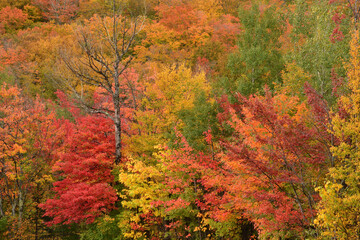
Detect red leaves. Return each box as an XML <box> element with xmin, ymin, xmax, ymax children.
<box><xmin>332</xmin><ymin>12</ymin><xmax>346</xmax><ymax>24</ymax></box>
<box><xmin>331</xmin><ymin>68</ymin><xmax>344</xmax><ymax>98</ymax></box>
<box><xmin>330</xmin><ymin>9</ymin><xmax>346</xmax><ymax>43</ymax></box>
<box><xmin>330</xmin><ymin>26</ymin><xmax>345</xmax><ymax>43</ymax></box>
<box><xmin>41</xmin><ymin>182</ymin><xmax>117</xmax><ymax>225</ymax></box>
<box><xmin>220</xmin><ymin>89</ymin><xmax>329</xmax><ymax>236</ymax></box>
<box><xmin>304</xmin><ymin>82</ymin><xmax>330</xmax><ymax>125</ymax></box>
<box><xmin>40</xmin><ymin>110</ymin><xmax>117</xmax><ymax>225</ymax></box>
<box><xmin>55</xmin><ymin>115</ymin><xmax>115</xmax><ymax>182</ymax></box>
<box><xmin>159</xmin><ymin>131</ymin><xmax>232</xmax><ymax>236</ymax></box>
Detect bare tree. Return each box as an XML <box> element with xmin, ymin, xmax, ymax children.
<box><xmin>59</xmin><ymin>0</ymin><xmax>145</xmax><ymax>165</ymax></box>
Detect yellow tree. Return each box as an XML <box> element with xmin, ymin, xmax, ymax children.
<box><xmin>119</xmin><ymin>64</ymin><xmax>214</xmax><ymax>238</ymax></box>
<box><xmin>118</xmin><ymin>158</ymin><xmax>166</xmax><ymax>239</ymax></box>
<box><xmin>315</xmin><ymin>31</ymin><xmax>360</xmax><ymax>239</ymax></box>
<box><xmin>129</xmin><ymin>64</ymin><xmax>212</xmax><ymax>156</ymax></box>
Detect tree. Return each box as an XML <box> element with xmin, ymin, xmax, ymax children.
<box><xmin>59</xmin><ymin>0</ymin><xmax>144</xmax><ymax>164</ymax></box>
<box><xmin>286</xmin><ymin>0</ymin><xmax>350</xmax><ymax>103</ymax></box>
<box><xmin>39</xmin><ymin>100</ymin><xmax>118</xmax><ymax>225</ymax></box>
<box><xmin>0</xmin><ymin>45</ymin><xmax>27</xmax><ymax>72</ymax></box>
<box><xmin>118</xmin><ymin>158</ymin><xmax>166</xmax><ymax>239</ymax></box>
<box><xmin>135</xmin><ymin>2</ymin><xmax>212</xmax><ymax>66</ymax></box>
<box><xmin>227</xmin><ymin>0</ymin><xmax>284</xmax><ymax>95</ymax></box>
<box><xmin>129</xmin><ymin>64</ymin><xmax>212</xmax><ymax>156</ymax></box>
<box><xmin>329</xmin><ymin>0</ymin><xmax>360</xmax><ymax>26</ymax></box>
<box><xmin>315</xmin><ymin>30</ymin><xmax>360</xmax><ymax>239</ymax></box>
<box><xmin>219</xmin><ymin>88</ymin><xmax>330</xmax><ymax>238</ymax></box>
<box><xmin>0</xmin><ymin>84</ymin><xmax>59</xmax><ymax>239</ymax></box>
<box><xmin>156</xmin><ymin>132</ymin><xmax>245</xmax><ymax>240</ymax></box>
<box><xmin>0</xmin><ymin>6</ymin><xmax>29</xmax><ymax>34</ymax></box>
<box><xmin>0</xmin><ymin>0</ymin><xmax>31</xmax><ymax>10</ymax></box>
<box><xmin>122</xmin><ymin>130</ymin><xmax>249</xmax><ymax>239</ymax></box>
<box><xmin>33</xmin><ymin>0</ymin><xmax>79</xmax><ymax>23</ymax></box>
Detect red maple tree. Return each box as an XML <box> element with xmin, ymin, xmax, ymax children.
<box><xmin>39</xmin><ymin>92</ymin><xmax>118</xmax><ymax>225</ymax></box>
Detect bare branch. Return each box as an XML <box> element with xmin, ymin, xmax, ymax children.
<box><xmin>56</xmin><ymin>0</ymin><xmax>145</xmax><ymax>164</ymax></box>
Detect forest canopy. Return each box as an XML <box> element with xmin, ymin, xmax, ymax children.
<box><xmin>0</xmin><ymin>0</ymin><xmax>359</xmax><ymax>239</ymax></box>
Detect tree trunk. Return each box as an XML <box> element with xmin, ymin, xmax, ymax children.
<box><xmin>114</xmin><ymin>114</ymin><xmax>122</xmax><ymax>165</ymax></box>
<box><xmin>0</xmin><ymin>197</ymin><xmax>4</xmax><ymax>217</ymax></box>
<box><xmin>18</xmin><ymin>190</ymin><xmax>24</xmax><ymax>227</ymax></box>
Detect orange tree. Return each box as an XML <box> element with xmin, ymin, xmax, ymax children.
<box><xmin>0</xmin><ymin>84</ymin><xmax>60</xmax><ymax>239</ymax></box>
<box><xmin>219</xmin><ymin>88</ymin><xmax>331</xmax><ymax>238</ymax></box>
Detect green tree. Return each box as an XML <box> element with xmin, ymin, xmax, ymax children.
<box><xmin>286</xmin><ymin>0</ymin><xmax>351</xmax><ymax>103</ymax></box>
<box><xmin>129</xmin><ymin>64</ymin><xmax>212</xmax><ymax>157</ymax></box>
<box><xmin>226</xmin><ymin>0</ymin><xmax>284</xmax><ymax>95</ymax></box>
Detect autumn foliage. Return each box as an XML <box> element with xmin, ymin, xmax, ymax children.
<box><xmin>0</xmin><ymin>84</ymin><xmax>59</xmax><ymax>238</ymax></box>
<box><xmin>315</xmin><ymin>30</ymin><xmax>360</xmax><ymax>239</ymax></box>
<box><xmin>218</xmin><ymin>89</ymin><xmax>329</xmax><ymax>238</ymax></box>
<box><xmin>0</xmin><ymin>6</ymin><xmax>28</xmax><ymax>34</ymax></box>
<box><xmin>33</xmin><ymin>0</ymin><xmax>79</xmax><ymax>23</ymax></box>
<box><xmin>1</xmin><ymin>0</ymin><xmax>360</xmax><ymax>239</ymax></box>
<box><xmin>39</xmin><ymin>93</ymin><xmax>117</xmax><ymax>225</ymax></box>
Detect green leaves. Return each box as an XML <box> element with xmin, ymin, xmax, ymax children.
<box><xmin>227</xmin><ymin>1</ymin><xmax>285</xmax><ymax>95</ymax></box>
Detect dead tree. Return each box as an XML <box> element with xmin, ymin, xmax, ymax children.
<box><xmin>59</xmin><ymin>0</ymin><xmax>145</xmax><ymax>165</ymax></box>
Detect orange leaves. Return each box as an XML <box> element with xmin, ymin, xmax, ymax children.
<box><xmin>220</xmin><ymin>89</ymin><xmax>329</xmax><ymax>238</ymax></box>
<box><xmin>157</xmin><ymin>3</ymin><xmax>200</xmax><ymax>33</ymax></box>
<box><xmin>136</xmin><ymin>2</ymin><xmax>239</xmax><ymax>66</ymax></box>
<box><xmin>209</xmin><ymin>14</ymin><xmax>240</xmax><ymax>50</ymax></box>
<box><xmin>0</xmin><ymin>84</ymin><xmax>59</xmax><ymax>167</ymax></box>
<box><xmin>0</xmin><ymin>84</ymin><xmax>60</xmax><ymax>237</ymax></box>
<box><xmin>0</xmin><ymin>45</ymin><xmax>27</xmax><ymax>71</ymax></box>
<box><xmin>0</xmin><ymin>6</ymin><xmax>29</xmax><ymax>34</ymax></box>
<box><xmin>154</xmin><ymin>131</ymin><xmax>236</xmax><ymax>238</ymax></box>
<box><xmin>0</xmin><ymin>85</ymin><xmax>28</xmax><ymax>158</ymax></box>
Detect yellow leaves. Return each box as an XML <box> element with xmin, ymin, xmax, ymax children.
<box><xmin>316</xmin><ymin>180</ymin><xmax>360</xmax><ymax>239</ymax></box>
<box><xmin>276</xmin><ymin>62</ymin><xmax>312</xmax><ymax>97</ymax></box>
<box><xmin>348</xmin><ymin>31</ymin><xmax>360</xmax><ymax>90</ymax></box>
<box><xmin>129</xmin><ymin>64</ymin><xmax>212</xmax><ymax>155</ymax></box>
<box><xmin>135</xmin><ymin>2</ymin><xmax>216</xmax><ymax>65</ymax></box>
<box><xmin>315</xmin><ymin>30</ymin><xmax>360</xmax><ymax>238</ymax></box>
<box><xmin>193</xmin><ymin>0</ymin><xmax>222</xmax><ymax>19</ymax></box>
<box><xmin>332</xmin><ymin>31</ymin><xmax>360</xmax><ymax>145</ymax></box>
<box><xmin>194</xmin><ymin>212</ymin><xmax>211</xmax><ymax>233</ymax></box>
<box><xmin>118</xmin><ymin>158</ymin><xmax>166</xmax><ymax>239</ymax></box>
<box><xmin>35</xmin><ymin>174</ymin><xmax>54</xmax><ymax>185</ymax></box>
<box><xmin>119</xmin><ymin>158</ymin><xmax>166</xmax><ymax>212</ymax></box>
<box><xmin>8</xmin><ymin>143</ymin><xmax>26</xmax><ymax>156</ymax></box>
<box><xmin>145</xmin><ymin>64</ymin><xmax>211</xmax><ymax>125</ymax></box>
<box><xmin>344</xmin><ymin>30</ymin><xmax>360</xmax><ymax>115</ymax></box>
<box><xmin>122</xmin><ymin>229</ymin><xmax>145</xmax><ymax>240</ymax></box>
